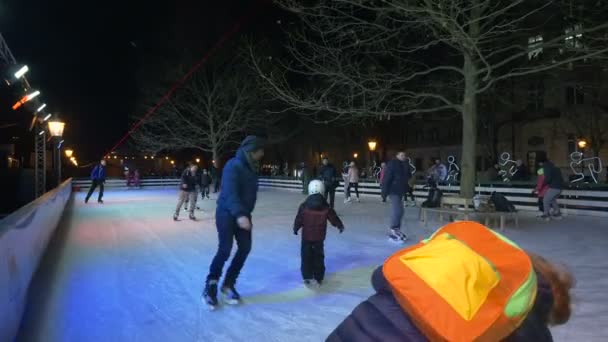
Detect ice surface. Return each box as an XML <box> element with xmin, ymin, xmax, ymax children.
<box><xmin>17</xmin><ymin>188</ymin><xmax>608</xmax><ymax>341</ymax></box>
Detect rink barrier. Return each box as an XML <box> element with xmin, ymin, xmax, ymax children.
<box><xmin>72</xmin><ymin>178</ymin><xmax>181</xmax><ymax>191</ymax></box>
<box><xmin>258</xmin><ymin>177</ymin><xmax>608</xmax><ymax>217</ymax></box>
<box><xmin>0</xmin><ymin>179</ymin><xmax>72</xmax><ymax>342</ymax></box>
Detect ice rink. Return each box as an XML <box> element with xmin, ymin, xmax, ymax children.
<box><xmin>17</xmin><ymin>188</ymin><xmax>608</xmax><ymax>341</ymax></box>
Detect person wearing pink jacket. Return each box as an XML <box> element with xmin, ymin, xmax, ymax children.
<box><xmin>345</xmin><ymin>162</ymin><xmax>360</xmax><ymax>203</ymax></box>
<box><xmin>533</xmin><ymin>167</ymin><xmax>549</xmax><ymax>216</ymax></box>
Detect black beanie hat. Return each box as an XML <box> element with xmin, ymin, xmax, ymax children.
<box><xmin>240</xmin><ymin>135</ymin><xmax>265</xmax><ymax>152</ymax></box>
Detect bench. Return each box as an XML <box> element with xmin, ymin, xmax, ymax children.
<box><xmin>420</xmin><ymin>196</ymin><xmax>520</xmax><ymax>231</ymax></box>
<box><xmin>475</xmin><ymin>211</ymin><xmax>519</xmax><ymax>231</ymax></box>
<box><xmin>420</xmin><ymin>196</ymin><xmax>475</xmax><ymax>226</ymax></box>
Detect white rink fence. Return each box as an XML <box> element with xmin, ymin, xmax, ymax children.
<box><xmin>72</xmin><ymin>177</ymin><xmax>608</xmax><ymax>217</ymax></box>
<box><xmin>0</xmin><ymin>179</ymin><xmax>72</xmax><ymax>342</ymax></box>
<box><xmin>259</xmin><ymin>178</ymin><xmax>608</xmax><ymax>218</ymax></box>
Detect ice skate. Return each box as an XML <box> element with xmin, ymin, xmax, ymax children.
<box><xmin>304</xmin><ymin>279</ymin><xmax>321</xmax><ymax>289</ymax></box>
<box><xmin>552</xmin><ymin>214</ymin><xmax>563</xmax><ymax>220</ymax></box>
<box><xmin>98</xmin><ymin>200</ymin><xmax>104</xmax><ymax>204</ymax></box>
<box><xmin>203</xmin><ymin>281</ymin><xmax>219</xmax><ymax>310</ymax></box>
<box><xmin>221</xmin><ymin>285</ymin><xmax>241</xmax><ymax>305</ymax></box>
<box><xmin>344</xmin><ymin>197</ymin><xmax>352</xmax><ymax>204</ymax></box>
<box><xmin>539</xmin><ymin>215</ymin><xmax>551</xmax><ymax>222</ymax></box>
<box><xmin>355</xmin><ymin>197</ymin><xmax>360</xmax><ymax>203</ymax></box>
<box><xmin>173</xmin><ymin>214</ymin><xmax>178</xmax><ymax>221</ymax></box>
<box><xmin>189</xmin><ymin>214</ymin><xmax>197</xmax><ymax>221</ymax></box>
<box><xmin>388</xmin><ymin>228</ymin><xmax>407</xmax><ymax>243</ymax></box>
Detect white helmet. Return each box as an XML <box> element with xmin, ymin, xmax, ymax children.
<box><xmin>308</xmin><ymin>180</ymin><xmax>325</xmax><ymax>196</ymax></box>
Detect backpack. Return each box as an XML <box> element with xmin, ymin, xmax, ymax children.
<box><xmin>383</xmin><ymin>221</ymin><xmax>537</xmax><ymax>342</ymax></box>
<box><xmin>490</xmin><ymin>192</ymin><xmax>516</xmax><ymax>212</ymax></box>
<box><xmin>422</xmin><ymin>188</ymin><xmax>443</xmax><ymax>208</ymax></box>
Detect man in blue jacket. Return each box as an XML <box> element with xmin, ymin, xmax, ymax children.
<box><xmin>85</xmin><ymin>159</ymin><xmax>107</xmax><ymax>204</ymax></box>
<box><xmin>381</xmin><ymin>151</ymin><xmax>411</xmax><ymax>242</ymax></box>
<box><xmin>203</xmin><ymin>136</ymin><xmax>265</xmax><ymax>309</ymax></box>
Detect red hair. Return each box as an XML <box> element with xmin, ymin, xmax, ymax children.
<box><xmin>527</xmin><ymin>252</ymin><xmax>575</xmax><ymax>325</ymax></box>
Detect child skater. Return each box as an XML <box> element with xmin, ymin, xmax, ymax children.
<box><xmin>293</xmin><ymin>180</ymin><xmax>344</xmax><ymax>287</ymax></box>
<box><xmin>533</xmin><ymin>166</ymin><xmax>549</xmax><ymax>217</ymax></box>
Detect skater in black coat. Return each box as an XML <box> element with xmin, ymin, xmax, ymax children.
<box><xmin>318</xmin><ymin>157</ymin><xmax>339</xmax><ymax>209</ymax></box>
<box><xmin>200</xmin><ymin>169</ymin><xmax>213</xmax><ymax>199</ymax></box>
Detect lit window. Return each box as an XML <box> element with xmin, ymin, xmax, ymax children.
<box><xmin>528</xmin><ymin>35</ymin><xmax>543</xmax><ymax>59</ymax></box>
<box><xmin>565</xmin><ymin>24</ymin><xmax>583</xmax><ymax>49</ymax></box>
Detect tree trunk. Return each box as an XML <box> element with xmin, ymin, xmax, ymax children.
<box><xmin>212</xmin><ymin>146</ymin><xmax>220</xmax><ymax>169</ymax></box>
<box><xmin>460</xmin><ymin>54</ymin><xmax>479</xmax><ymax>199</ymax></box>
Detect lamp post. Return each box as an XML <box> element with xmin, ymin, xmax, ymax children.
<box><xmin>577</xmin><ymin>139</ymin><xmax>587</xmax><ymax>150</ymax></box>
<box><xmin>48</xmin><ymin>118</ymin><xmax>65</xmax><ymax>187</ymax></box>
<box><xmin>368</xmin><ymin>140</ymin><xmax>377</xmax><ymax>172</ymax></box>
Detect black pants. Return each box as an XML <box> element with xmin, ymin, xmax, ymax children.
<box><xmin>406</xmin><ymin>186</ymin><xmax>415</xmax><ymax>202</ymax></box>
<box><xmin>214</xmin><ymin>179</ymin><xmax>221</xmax><ymax>193</ymax></box>
<box><xmin>207</xmin><ymin>209</ymin><xmax>252</xmax><ymax>287</ymax></box>
<box><xmin>324</xmin><ymin>188</ymin><xmax>336</xmax><ymax>209</ymax></box>
<box><xmin>301</xmin><ymin>240</ymin><xmax>325</xmax><ymax>283</ymax></box>
<box><xmin>201</xmin><ymin>185</ymin><xmax>210</xmax><ymax>198</ymax></box>
<box><xmin>86</xmin><ymin>179</ymin><xmax>104</xmax><ymax>202</ymax></box>
<box><xmin>346</xmin><ymin>183</ymin><xmax>359</xmax><ymax>198</ymax></box>
<box><xmin>538</xmin><ymin>197</ymin><xmax>544</xmax><ymax>212</ymax></box>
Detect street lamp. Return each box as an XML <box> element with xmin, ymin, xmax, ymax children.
<box><xmin>48</xmin><ymin>118</ymin><xmax>65</xmax><ymax>186</ymax></box>
<box><xmin>367</xmin><ymin>140</ymin><xmax>378</xmax><ymax>169</ymax></box>
<box><xmin>14</xmin><ymin>65</ymin><xmax>29</xmax><ymax>79</ymax></box>
<box><xmin>196</xmin><ymin>158</ymin><xmax>201</xmax><ymax>163</ymax></box>
<box><xmin>12</xmin><ymin>90</ymin><xmax>41</xmax><ymax>110</ymax></box>
<box><xmin>65</xmin><ymin>149</ymin><xmax>74</xmax><ymax>158</ymax></box>
<box><xmin>577</xmin><ymin>139</ymin><xmax>587</xmax><ymax>149</ymax></box>
<box><xmin>353</xmin><ymin>153</ymin><xmax>359</xmax><ymax>159</ymax></box>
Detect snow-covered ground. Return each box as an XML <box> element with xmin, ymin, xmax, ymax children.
<box><xmin>17</xmin><ymin>189</ymin><xmax>608</xmax><ymax>341</ymax></box>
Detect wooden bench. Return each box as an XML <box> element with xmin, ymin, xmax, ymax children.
<box><xmin>420</xmin><ymin>207</ymin><xmax>476</xmax><ymax>226</ymax></box>
<box><xmin>475</xmin><ymin>211</ymin><xmax>519</xmax><ymax>231</ymax></box>
<box><xmin>420</xmin><ymin>196</ymin><xmax>520</xmax><ymax>231</ymax></box>
<box><xmin>420</xmin><ymin>196</ymin><xmax>475</xmax><ymax>226</ymax></box>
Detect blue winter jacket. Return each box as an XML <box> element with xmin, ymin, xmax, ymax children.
<box><xmin>216</xmin><ymin>148</ymin><xmax>258</xmax><ymax>218</ymax></box>
<box><xmin>327</xmin><ymin>267</ymin><xmax>555</xmax><ymax>342</ymax></box>
<box><xmin>90</xmin><ymin>164</ymin><xmax>106</xmax><ymax>182</ymax></box>
<box><xmin>381</xmin><ymin>158</ymin><xmax>411</xmax><ymax>197</ymax></box>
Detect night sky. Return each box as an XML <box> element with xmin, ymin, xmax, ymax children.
<box><xmin>1</xmin><ymin>0</ymin><xmax>276</xmax><ymax>162</ymax></box>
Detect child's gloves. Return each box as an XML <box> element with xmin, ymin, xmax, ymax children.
<box><xmin>293</xmin><ymin>228</ymin><xmax>298</xmax><ymax>235</ymax></box>
<box><xmin>339</xmin><ymin>227</ymin><xmax>344</xmax><ymax>233</ymax></box>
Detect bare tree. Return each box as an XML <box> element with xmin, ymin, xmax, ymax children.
<box><xmin>131</xmin><ymin>61</ymin><xmax>275</xmax><ymax>164</ymax></box>
<box><xmin>563</xmin><ymin>104</ymin><xmax>608</xmax><ymax>160</ymax></box>
<box><xmin>252</xmin><ymin>0</ymin><xmax>608</xmax><ymax>197</ymax></box>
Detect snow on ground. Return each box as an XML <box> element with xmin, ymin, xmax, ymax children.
<box><xmin>17</xmin><ymin>188</ymin><xmax>608</xmax><ymax>342</ymax></box>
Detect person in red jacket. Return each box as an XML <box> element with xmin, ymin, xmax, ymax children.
<box><xmin>533</xmin><ymin>166</ymin><xmax>549</xmax><ymax>216</ymax></box>
<box><xmin>293</xmin><ymin>180</ymin><xmax>344</xmax><ymax>287</ymax></box>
